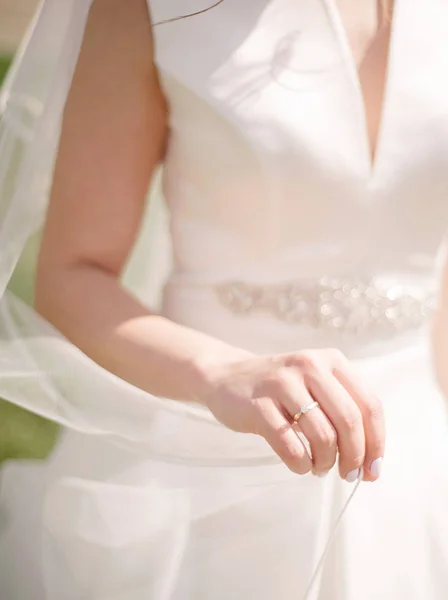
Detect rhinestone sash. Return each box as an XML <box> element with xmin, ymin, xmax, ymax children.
<box><xmin>214</xmin><ymin>278</ymin><xmax>436</xmax><ymax>334</ymax></box>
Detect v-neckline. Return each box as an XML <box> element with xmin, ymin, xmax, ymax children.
<box><xmin>322</xmin><ymin>0</ymin><xmax>399</xmax><ymax>182</ymax></box>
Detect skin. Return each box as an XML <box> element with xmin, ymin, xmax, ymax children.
<box><xmin>36</xmin><ymin>0</ymin><xmax>390</xmax><ymax>481</ymax></box>
<box><xmin>338</xmin><ymin>0</ymin><xmax>392</xmax><ymax>161</ymax></box>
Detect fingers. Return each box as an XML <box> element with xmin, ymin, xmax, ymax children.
<box><xmin>334</xmin><ymin>363</ymin><xmax>385</xmax><ymax>482</ymax></box>
<box><xmin>251</xmin><ymin>350</ymin><xmax>385</xmax><ymax>483</ymax></box>
<box><xmin>257</xmin><ymin>401</ymin><xmax>313</xmax><ymax>475</ymax></box>
<box><xmin>306</xmin><ymin>370</ymin><xmax>365</xmax><ymax>481</ymax></box>
<box><xmin>276</xmin><ymin>370</ymin><xmax>337</xmax><ymax>476</ymax></box>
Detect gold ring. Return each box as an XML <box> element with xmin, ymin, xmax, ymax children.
<box><xmin>292</xmin><ymin>401</ymin><xmax>319</xmax><ymax>423</ymax></box>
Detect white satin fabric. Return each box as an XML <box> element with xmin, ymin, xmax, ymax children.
<box><xmin>2</xmin><ymin>0</ymin><xmax>448</xmax><ymax>598</ymax></box>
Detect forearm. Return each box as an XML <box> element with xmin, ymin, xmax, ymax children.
<box><xmin>35</xmin><ymin>264</ymin><xmax>248</xmax><ymax>403</ymax></box>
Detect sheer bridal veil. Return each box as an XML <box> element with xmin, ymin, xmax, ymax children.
<box><xmin>0</xmin><ymin>0</ymin><xmax>287</xmax><ymax>466</ymax></box>
<box><xmin>0</xmin><ymin>0</ymin><xmax>219</xmax><ymax>456</ymax></box>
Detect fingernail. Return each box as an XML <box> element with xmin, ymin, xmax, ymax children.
<box><xmin>312</xmin><ymin>469</ymin><xmax>328</xmax><ymax>478</ymax></box>
<box><xmin>345</xmin><ymin>469</ymin><xmax>360</xmax><ymax>483</ymax></box>
<box><xmin>370</xmin><ymin>457</ymin><xmax>383</xmax><ymax>478</ymax></box>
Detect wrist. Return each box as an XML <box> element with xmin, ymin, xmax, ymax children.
<box><xmin>187</xmin><ymin>344</ymin><xmax>252</xmax><ymax>406</ymax></box>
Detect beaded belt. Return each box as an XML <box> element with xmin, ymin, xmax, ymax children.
<box><xmin>214</xmin><ymin>278</ymin><xmax>436</xmax><ymax>334</ymax></box>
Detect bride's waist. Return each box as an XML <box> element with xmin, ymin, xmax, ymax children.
<box><xmin>161</xmin><ymin>275</ymin><xmax>435</xmax><ymax>359</ymax></box>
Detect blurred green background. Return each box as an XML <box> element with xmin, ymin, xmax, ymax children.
<box><xmin>0</xmin><ymin>56</ymin><xmax>9</xmax><ymax>82</ymax></box>
<box><xmin>0</xmin><ymin>49</ymin><xmax>60</xmax><ymax>464</ymax></box>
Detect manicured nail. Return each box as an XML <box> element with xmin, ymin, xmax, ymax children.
<box><xmin>312</xmin><ymin>469</ymin><xmax>328</xmax><ymax>478</ymax></box>
<box><xmin>345</xmin><ymin>469</ymin><xmax>360</xmax><ymax>483</ymax></box>
<box><xmin>370</xmin><ymin>458</ymin><xmax>383</xmax><ymax>478</ymax></box>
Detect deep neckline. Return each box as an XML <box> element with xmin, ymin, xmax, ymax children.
<box><xmin>322</xmin><ymin>0</ymin><xmax>399</xmax><ymax>182</ymax></box>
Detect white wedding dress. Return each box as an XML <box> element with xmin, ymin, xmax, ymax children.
<box><xmin>2</xmin><ymin>0</ymin><xmax>448</xmax><ymax>599</ymax></box>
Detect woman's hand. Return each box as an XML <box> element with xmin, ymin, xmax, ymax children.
<box><xmin>201</xmin><ymin>349</ymin><xmax>385</xmax><ymax>482</ymax></box>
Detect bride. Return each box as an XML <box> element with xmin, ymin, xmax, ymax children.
<box><xmin>1</xmin><ymin>0</ymin><xmax>448</xmax><ymax>598</ymax></box>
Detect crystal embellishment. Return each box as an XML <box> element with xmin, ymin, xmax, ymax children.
<box><xmin>215</xmin><ymin>278</ymin><xmax>436</xmax><ymax>334</ymax></box>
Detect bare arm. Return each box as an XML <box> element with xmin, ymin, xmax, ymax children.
<box><xmin>36</xmin><ymin>0</ymin><xmax>242</xmax><ymax>403</ymax></box>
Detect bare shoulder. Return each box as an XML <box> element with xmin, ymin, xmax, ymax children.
<box><xmin>66</xmin><ymin>0</ymin><xmax>168</xmax><ymax>133</ymax></box>
<box><xmin>37</xmin><ymin>0</ymin><xmax>168</xmax><ymax>293</ymax></box>
<box><xmin>73</xmin><ymin>0</ymin><xmax>165</xmax><ymax>99</ymax></box>
<box><xmin>84</xmin><ymin>0</ymin><xmax>157</xmax><ymax>65</ymax></box>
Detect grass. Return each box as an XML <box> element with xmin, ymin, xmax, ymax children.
<box><xmin>0</xmin><ymin>56</ymin><xmax>10</xmax><ymax>83</ymax></box>
<box><xmin>0</xmin><ymin>56</ymin><xmax>60</xmax><ymax>463</ymax></box>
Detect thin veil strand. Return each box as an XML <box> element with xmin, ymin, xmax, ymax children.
<box><xmin>0</xmin><ymin>0</ymin><xmax>283</xmax><ymax>468</ymax></box>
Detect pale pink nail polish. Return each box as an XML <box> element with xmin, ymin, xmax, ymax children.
<box><xmin>345</xmin><ymin>469</ymin><xmax>360</xmax><ymax>483</ymax></box>
<box><xmin>370</xmin><ymin>457</ymin><xmax>383</xmax><ymax>478</ymax></box>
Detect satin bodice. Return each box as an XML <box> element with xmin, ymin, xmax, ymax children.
<box><xmin>148</xmin><ymin>0</ymin><xmax>448</xmax><ymax>354</ymax></box>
